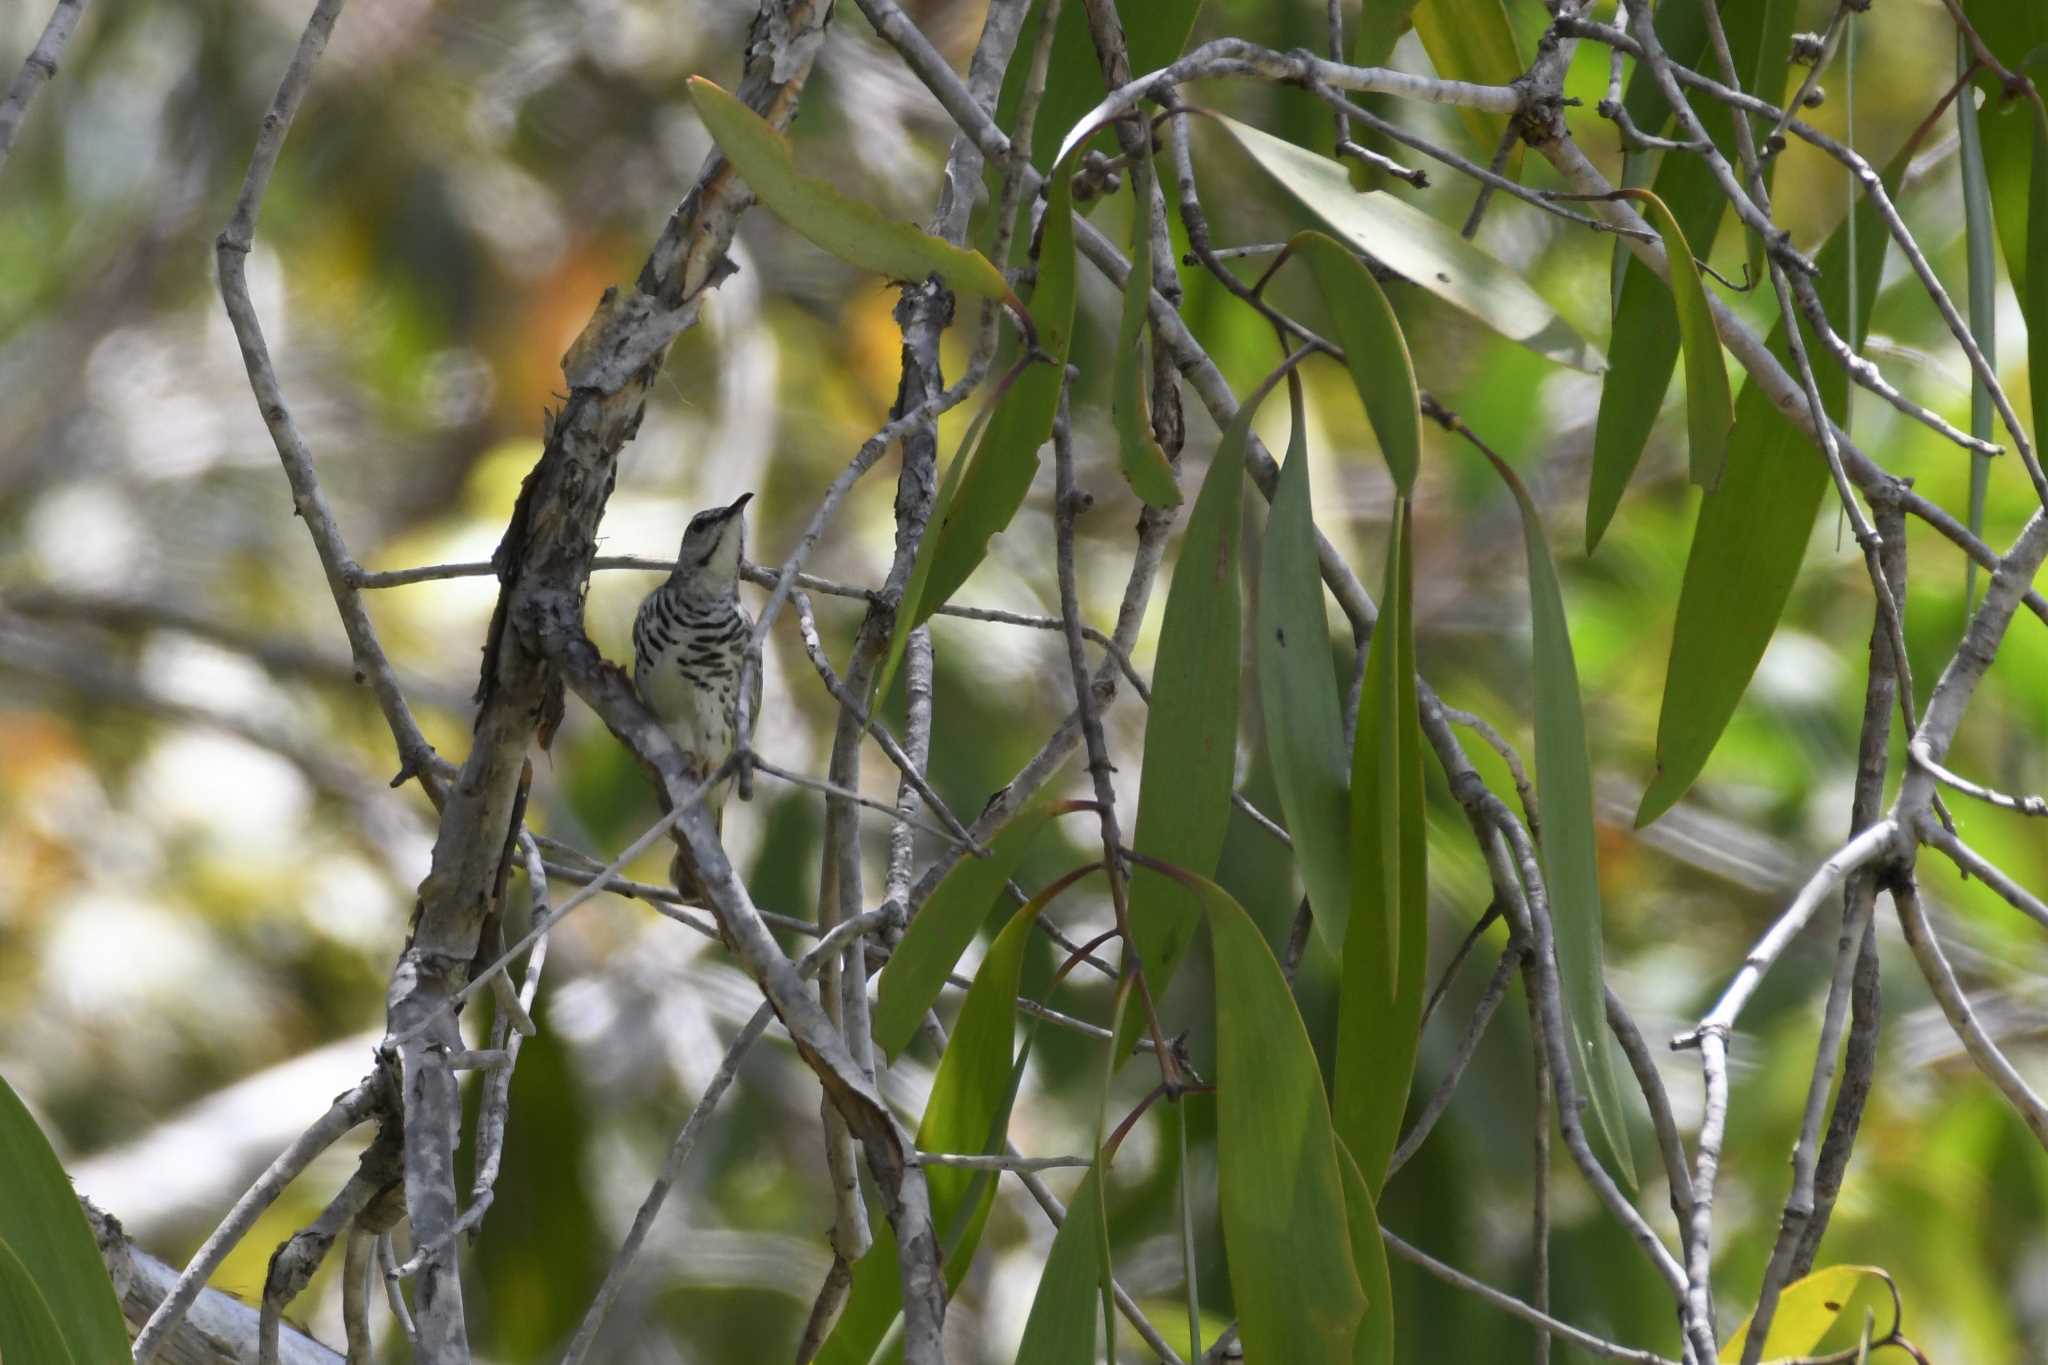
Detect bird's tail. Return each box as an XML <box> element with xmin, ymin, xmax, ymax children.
<box><xmin>668</xmin><ymin>790</ymin><xmax>726</xmax><ymax>906</ymax></box>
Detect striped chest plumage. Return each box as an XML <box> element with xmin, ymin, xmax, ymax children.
<box><xmin>632</xmin><ymin>584</ymin><xmax>756</xmax><ymax>794</ymax></box>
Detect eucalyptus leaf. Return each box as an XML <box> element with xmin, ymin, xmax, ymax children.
<box><xmin>1637</xmin><ymin>151</ymin><xmax>1902</xmax><ymax>826</ymax></box>
<box><xmin>688</xmin><ymin>77</ymin><xmax>1018</xmax><ymax>312</ymax></box>
<box><xmin>873</xmin><ymin>799</ymin><xmax>1085</xmax><ymax>1060</ymax></box>
<box><xmin>1215</xmin><ymin>115</ymin><xmax>1603</xmax><ymax>373</ymax></box>
<box><xmin>1630</xmin><ymin>190</ymin><xmax>1733</xmax><ymax>491</ymax></box>
<box><xmin>1256</xmin><ymin>396</ymin><xmax>1351</xmax><ymax>951</ymax></box>
<box><xmin>1292</xmin><ymin>230</ymin><xmax>1421</xmax><ymax>495</ymax></box>
<box><xmin>817</xmin><ymin>867</ymin><xmax>1096</xmax><ymax>1365</ymax></box>
<box><xmin>878</xmin><ymin>168</ymin><xmax>1079</xmax><ymax>701</ymax></box>
<box><xmin>1470</xmin><ymin>448</ymin><xmax>1636</xmax><ymax>1187</ymax></box>
<box><xmin>0</xmin><ymin>1074</ymin><xmax>128</xmax><ymax>1365</ymax></box>
<box><xmin>1334</xmin><ymin>503</ymin><xmax>1427</xmax><ymax>1191</ymax></box>
<box><xmin>1719</xmin><ymin>1266</ymin><xmax>1895</xmax><ymax>1363</ymax></box>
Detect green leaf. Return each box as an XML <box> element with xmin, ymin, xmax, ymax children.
<box><xmin>1113</xmin><ymin>161</ymin><xmax>1184</xmax><ymax>508</ymax></box>
<box><xmin>1214</xmin><ymin>115</ymin><xmax>1604</xmax><ymax>373</ymax></box>
<box><xmin>1165</xmin><ymin>870</ymin><xmax>1368</xmax><ymax>1365</ymax></box>
<box><xmin>1636</xmin><ymin>150</ymin><xmax>1902</xmax><ymax>826</ymax></box>
<box><xmin>1352</xmin><ymin>0</ymin><xmax>1421</xmax><ymax>68</ymax></box>
<box><xmin>1589</xmin><ymin>147</ymin><xmax>1726</xmax><ymax>547</ymax></box>
<box><xmin>1961</xmin><ymin>1</ymin><xmax>2048</xmax><ymax>302</ymax></box>
<box><xmin>1719</xmin><ymin>1266</ymin><xmax>1893</xmax><ymax>1363</ymax></box>
<box><xmin>1628</xmin><ymin>189</ymin><xmax>1732</xmax><ymax>490</ymax></box>
<box><xmin>1014</xmin><ymin>1166</ymin><xmax>1109</xmax><ymax>1365</ymax></box>
<box><xmin>1291</xmin><ymin>231</ymin><xmax>1421</xmax><ymax>495</ymax></box>
<box><xmin>873</xmin><ymin>800</ymin><xmax>1085</xmax><ymax>1060</ymax></box>
<box><xmin>0</xmin><ymin>1239</ymin><xmax>81</xmax><ymax>1365</ymax></box>
<box><xmin>1410</xmin><ymin>0</ymin><xmax>1523</xmax><ymax>182</ymax></box>
<box><xmin>1334</xmin><ymin>502</ymin><xmax>1427</xmax><ymax>1191</ymax></box>
<box><xmin>1469</xmin><ymin>449</ymin><xmax>1637</xmax><ymax>1188</ymax></box>
<box><xmin>1256</xmin><ymin>396</ymin><xmax>1352</xmax><ymax>951</ymax></box>
<box><xmin>878</xmin><ymin>169</ymin><xmax>1080</xmax><ymax>701</ymax></box>
<box><xmin>993</xmin><ymin>0</ymin><xmax>1204</xmax><ymax>173</ymax></box>
<box><xmin>1619</xmin><ymin>0</ymin><xmax>1708</xmax><ymax>137</ymax></box>
<box><xmin>1591</xmin><ymin>0</ymin><xmax>1791</xmax><ymax>549</ymax></box>
<box><xmin>1334</xmin><ymin>1141</ymin><xmax>1394</xmax><ymax>1365</ymax></box>
<box><xmin>0</xmin><ymin>1073</ymin><xmax>128</xmax><ymax>1365</ymax></box>
<box><xmin>687</xmin><ymin>78</ymin><xmax>1018</xmax><ymax>312</ymax></box>
<box><xmin>1117</xmin><ymin>367</ymin><xmax>1274</xmax><ymax>1057</ymax></box>
<box><xmin>1344</xmin><ymin>0</ymin><xmax>1426</xmax><ymax>191</ymax></box>
<box><xmin>819</xmin><ymin>868</ymin><xmax>1095</xmax><ymax>1365</ymax></box>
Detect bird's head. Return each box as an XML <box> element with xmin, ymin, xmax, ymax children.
<box><xmin>672</xmin><ymin>491</ymin><xmax>752</xmax><ymax>600</ymax></box>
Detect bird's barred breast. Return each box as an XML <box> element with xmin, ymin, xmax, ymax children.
<box><xmin>633</xmin><ymin>589</ymin><xmax>749</xmax><ymax>775</ymax></box>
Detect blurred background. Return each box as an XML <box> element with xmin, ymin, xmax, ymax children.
<box><xmin>3</xmin><ymin>0</ymin><xmax>2045</xmax><ymax>1359</ymax></box>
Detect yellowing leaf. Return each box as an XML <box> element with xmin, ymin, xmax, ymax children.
<box><xmin>1720</xmin><ymin>1266</ymin><xmax>1894</xmax><ymax>1363</ymax></box>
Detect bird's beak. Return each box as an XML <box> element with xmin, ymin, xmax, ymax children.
<box><xmin>722</xmin><ymin>491</ymin><xmax>754</xmax><ymax>519</ymax></box>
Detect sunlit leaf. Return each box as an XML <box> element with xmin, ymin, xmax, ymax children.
<box><xmin>1334</xmin><ymin>502</ymin><xmax>1426</xmax><ymax>1190</ymax></box>
<box><xmin>1627</xmin><ymin>189</ymin><xmax>1732</xmax><ymax>490</ymax></box>
<box><xmin>1469</xmin><ymin>448</ymin><xmax>1637</xmax><ymax>1187</ymax></box>
<box><xmin>1214</xmin><ymin>115</ymin><xmax>1604</xmax><ymax>373</ymax></box>
<box><xmin>1014</xmin><ymin>1166</ymin><xmax>1108</xmax><ymax>1364</ymax></box>
<box><xmin>688</xmin><ymin>78</ymin><xmax>1018</xmax><ymax>312</ymax></box>
<box><xmin>873</xmin><ymin>799</ymin><xmax>1087</xmax><ymax>1060</ymax></box>
<box><xmin>1114</xmin><ymin>161</ymin><xmax>1183</xmax><ymax>508</ymax></box>
<box><xmin>1719</xmin><ymin>1266</ymin><xmax>1894</xmax><ymax>1363</ymax></box>
<box><xmin>817</xmin><ymin>868</ymin><xmax>1095</xmax><ymax>1365</ymax></box>
<box><xmin>1637</xmin><ymin>150</ymin><xmax>1902</xmax><ymax>826</ymax></box>
<box><xmin>1292</xmin><ymin>230</ymin><xmax>1420</xmax><ymax>494</ymax></box>
<box><xmin>1411</xmin><ymin>0</ymin><xmax>1523</xmax><ymax>182</ymax></box>
<box><xmin>1256</xmin><ymin>396</ymin><xmax>1351</xmax><ymax>950</ymax></box>
<box><xmin>879</xmin><ymin>169</ymin><xmax>1079</xmax><ymax>700</ymax></box>
<box><xmin>0</xmin><ymin>1074</ymin><xmax>128</xmax><ymax>1365</ymax></box>
<box><xmin>1149</xmin><ymin>867</ymin><xmax>1368</xmax><ymax>1365</ymax></box>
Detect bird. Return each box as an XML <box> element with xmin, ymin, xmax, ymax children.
<box><xmin>632</xmin><ymin>491</ymin><xmax>760</xmax><ymax>902</ymax></box>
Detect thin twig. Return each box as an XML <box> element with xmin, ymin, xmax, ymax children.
<box><xmin>133</xmin><ymin>1080</ymin><xmax>384</xmax><ymax>1361</ymax></box>
<box><xmin>0</xmin><ymin>0</ymin><xmax>89</xmax><ymax>169</ymax></box>
<box><xmin>1894</xmin><ymin>878</ymin><xmax>2048</xmax><ymax>1149</ymax></box>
